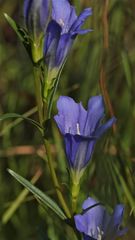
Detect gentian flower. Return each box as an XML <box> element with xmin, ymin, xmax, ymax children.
<box><xmin>74</xmin><ymin>197</ymin><xmax>127</xmax><ymax>240</ymax></box>
<box><xmin>44</xmin><ymin>0</ymin><xmax>92</xmax><ymax>72</ymax></box>
<box><xmin>54</xmin><ymin>95</ymin><xmax>116</xmax><ymax>180</ymax></box>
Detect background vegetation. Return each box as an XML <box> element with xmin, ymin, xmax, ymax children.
<box><xmin>0</xmin><ymin>0</ymin><xmax>135</xmax><ymax>239</ymax></box>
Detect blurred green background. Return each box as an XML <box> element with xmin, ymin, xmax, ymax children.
<box><xmin>0</xmin><ymin>0</ymin><xmax>135</xmax><ymax>239</ymax></box>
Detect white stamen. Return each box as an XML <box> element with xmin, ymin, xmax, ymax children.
<box><xmin>76</xmin><ymin>123</ymin><xmax>80</xmax><ymax>135</ymax></box>
<box><xmin>97</xmin><ymin>226</ymin><xmax>104</xmax><ymax>240</ymax></box>
<box><xmin>58</xmin><ymin>18</ymin><xmax>65</xmax><ymax>27</ymax></box>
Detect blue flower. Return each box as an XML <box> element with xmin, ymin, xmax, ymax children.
<box><xmin>24</xmin><ymin>0</ymin><xmax>51</xmax><ymax>38</ymax></box>
<box><xmin>74</xmin><ymin>197</ymin><xmax>127</xmax><ymax>240</ymax></box>
<box><xmin>54</xmin><ymin>95</ymin><xmax>116</xmax><ymax>176</ymax></box>
<box><xmin>44</xmin><ymin>0</ymin><xmax>92</xmax><ymax>71</ymax></box>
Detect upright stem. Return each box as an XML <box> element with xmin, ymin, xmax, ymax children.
<box><xmin>44</xmin><ymin>140</ymin><xmax>71</xmax><ymax>219</ymax></box>
<box><xmin>33</xmin><ymin>67</ymin><xmax>43</xmax><ymax>125</ymax></box>
<box><xmin>33</xmin><ymin>63</ymin><xmax>71</xmax><ymax>219</ymax></box>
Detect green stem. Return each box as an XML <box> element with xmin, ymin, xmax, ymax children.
<box><xmin>71</xmin><ymin>181</ymin><xmax>80</xmax><ymax>214</ymax></box>
<box><xmin>44</xmin><ymin>140</ymin><xmax>71</xmax><ymax>219</ymax></box>
<box><xmin>33</xmin><ymin>67</ymin><xmax>43</xmax><ymax>125</ymax></box>
<box><xmin>33</xmin><ymin>58</ymin><xmax>71</xmax><ymax>219</ymax></box>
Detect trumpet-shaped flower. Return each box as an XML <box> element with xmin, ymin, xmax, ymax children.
<box><xmin>74</xmin><ymin>197</ymin><xmax>127</xmax><ymax>240</ymax></box>
<box><xmin>54</xmin><ymin>95</ymin><xmax>116</xmax><ymax>177</ymax></box>
<box><xmin>44</xmin><ymin>0</ymin><xmax>92</xmax><ymax>71</ymax></box>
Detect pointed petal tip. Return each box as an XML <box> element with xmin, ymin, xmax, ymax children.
<box><xmin>114</xmin><ymin>204</ymin><xmax>125</xmax><ymax>215</ymax></box>
<box><xmin>88</xmin><ymin>95</ymin><xmax>104</xmax><ymax>112</ymax></box>
<box><xmin>83</xmin><ymin>7</ymin><xmax>93</xmax><ymax>16</ymax></box>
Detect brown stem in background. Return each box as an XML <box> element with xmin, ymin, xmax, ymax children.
<box><xmin>102</xmin><ymin>0</ymin><xmax>109</xmax><ymax>49</ymax></box>
<box><xmin>99</xmin><ymin>0</ymin><xmax>117</xmax><ymax>133</ymax></box>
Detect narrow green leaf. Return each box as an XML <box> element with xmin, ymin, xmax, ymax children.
<box><xmin>0</xmin><ymin>113</ymin><xmax>42</xmax><ymax>132</ymax></box>
<box><xmin>4</xmin><ymin>13</ymin><xmax>32</xmax><ymax>60</ymax></box>
<box><xmin>8</xmin><ymin>169</ymin><xmax>67</xmax><ymax>220</ymax></box>
<box><xmin>4</xmin><ymin>13</ymin><xmax>24</xmax><ymax>41</ymax></box>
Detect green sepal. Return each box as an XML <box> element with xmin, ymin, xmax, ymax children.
<box><xmin>0</xmin><ymin>113</ymin><xmax>43</xmax><ymax>133</ymax></box>
<box><xmin>8</xmin><ymin>169</ymin><xmax>67</xmax><ymax>220</ymax></box>
<box><xmin>4</xmin><ymin>13</ymin><xmax>32</xmax><ymax>61</ymax></box>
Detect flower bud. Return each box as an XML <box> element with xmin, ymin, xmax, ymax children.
<box><xmin>24</xmin><ymin>0</ymin><xmax>51</xmax><ymax>38</ymax></box>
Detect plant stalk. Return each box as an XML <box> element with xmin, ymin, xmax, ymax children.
<box><xmin>33</xmin><ymin>59</ymin><xmax>71</xmax><ymax>218</ymax></box>
<box><xmin>71</xmin><ymin>181</ymin><xmax>80</xmax><ymax>214</ymax></box>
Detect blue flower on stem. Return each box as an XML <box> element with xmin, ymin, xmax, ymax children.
<box><xmin>54</xmin><ymin>95</ymin><xmax>116</xmax><ymax>212</ymax></box>
<box><xmin>44</xmin><ymin>0</ymin><xmax>92</xmax><ymax>72</ymax></box>
<box><xmin>74</xmin><ymin>197</ymin><xmax>127</xmax><ymax>240</ymax></box>
<box><xmin>54</xmin><ymin>95</ymin><xmax>116</xmax><ymax>178</ymax></box>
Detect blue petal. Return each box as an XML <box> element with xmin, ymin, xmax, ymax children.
<box><xmin>78</xmin><ymin>103</ymin><xmax>87</xmax><ymax>135</ymax></box>
<box><xmin>24</xmin><ymin>0</ymin><xmax>32</xmax><ymax>19</ymax></box>
<box><xmin>39</xmin><ymin>0</ymin><xmax>51</xmax><ymax>30</ymax></box>
<box><xmin>105</xmin><ymin>205</ymin><xmax>125</xmax><ymax>239</ymax></box>
<box><xmin>82</xmin><ymin>197</ymin><xmax>97</xmax><ymax>210</ymax></box>
<box><xmin>95</xmin><ymin>117</ymin><xmax>117</xmax><ymax>138</ymax></box>
<box><xmin>64</xmin><ymin>134</ymin><xmax>96</xmax><ymax>170</ymax></box>
<box><xmin>110</xmin><ymin>205</ymin><xmax>124</xmax><ymax>233</ymax></box>
<box><xmin>75</xmin><ymin>198</ymin><xmax>126</xmax><ymax>240</ymax></box>
<box><xmin>52</xmin><ymin>0</ymin><xmax>77</xmax><ymax>33</ymax></box>
<box><xmin>70</xmin><ymin>8</ymin><xmax>92</xmax><ymax>33</ymax></box>
<box><xmin>54</xmin><ymin>96</ymin><xmax>80</xmax><ymax>135</ymax></box>
<box><xmin>44</xmin><ymin>20</ymin><xmax>61</xmax><ymax>69</ymax></box>
<box><xmin>24</xmin><ymin>0</ymin><xmax>50</xmax><ymax>36</ymax></box>
<box><xmin>72</xmin><ymin>29</ymin><xmax>92</xmax><ymax>36</ymax></box>
<box><xmin>64</xmin><ymin>134</ymin><xmax>81</xmax><ymax>168</ymax></box>
<box><xmin>74</xmin><ymin>139</ymin><xmax>95</xmax><ymax>170</ymax></box>
<box><xmin>74</xmin><ymin>214</ymin><xmax>88</xmax><ymax>234</ymax></box>
<box><xmin>112</xmin><ymin>204</ymin><xmax>124</xmax><ymax>226</ymax></box>
<box><xmin>75</xmin><ymin>197</ymin><xmax>106</xmax><ymax>238</ymax></box>
<box><xmin>83</xmin><ymin>96</ymin><xmax>105</xmax><ymax>136</ymax></box>
<box><xmin>55</xmin><ymin>33</ymin><xmax>73</xmax><ymax>66</ymax></box>
<box><xmin>68</xmin><ymin>6</ymin><xmax>77</xmax><ymax>31</ymax></box>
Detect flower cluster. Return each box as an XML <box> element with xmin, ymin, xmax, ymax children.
<box><xmin>54</xmin><ymin>95</ymin><xmax>127</xmax><ymax>238</ymax></box>
<box><xmin>21</xmin><ymin>1</ymin><xmax>127</xmax><ymax>239</ymax></box>
<box><xmin>4</xmin><ymin>0</ymin><xmax>128</xmax><ymax>239</ymax></box>
<box><xmin>24</xmin><ymin>0</ymin><xmax>92</xmax><ymax>70</ymax></box>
